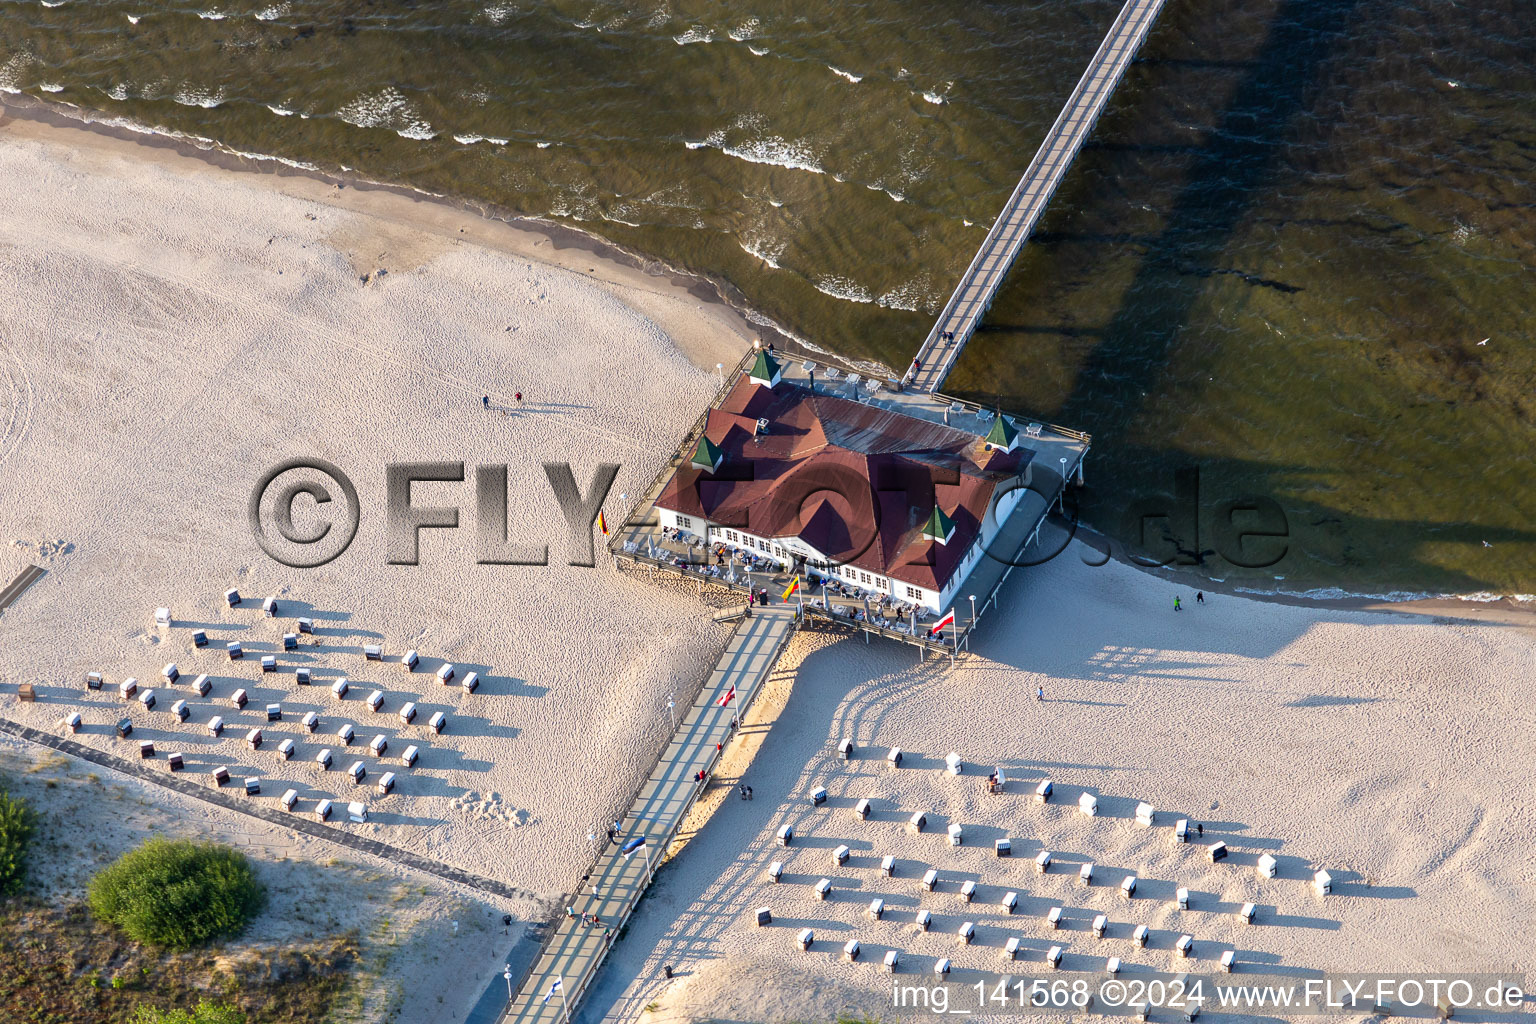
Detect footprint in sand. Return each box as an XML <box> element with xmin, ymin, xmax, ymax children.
<box><xmin>449</xmin><ymin>790</ymin><xmax>530</xmax><ymax>827</ymax></box>
<box><xmin>11</xmin><ymin>537</ymin><xmax>73</xmax><ymax>560</ymax></box>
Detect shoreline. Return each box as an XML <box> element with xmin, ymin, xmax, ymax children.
<box><xmin>1064</xmin><ymin>524</ymin><xmax>1536</xmax><ymax>625</ymax></box>
<box><xmin>0</xmin><ymin>91</ymin><xmax>847</xmax><ymax>376</ymax></box>
<box><xmin>5</xmin><ymin>93</ymin><xmax>1532</xmax><ymax>620</ymax></box>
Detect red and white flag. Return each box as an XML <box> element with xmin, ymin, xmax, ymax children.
<box><xmin>929</xmin><ymin>609</ymin><xmax>956</xmax><ymax>636</ymax></box>
<box><xmin>716</xmin><ymin>686</ymin><xmax>736</xmax><ymax>708</ymax></box>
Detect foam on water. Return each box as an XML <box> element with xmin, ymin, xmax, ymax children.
<box><xmin>827</xmin><ymin>66</ymin><xmax>862</xmax><ymax>84</ymax></box>
<box><xmin>481</xmin><ymin>3</ymin><xmax>514</xmax><ymax>25</ymax></box>
<box><xmin>125</xmin><ymin>13</ymin><xmax>140</xmax><ymax>23</ymax></box>
<box><xmin>0</xmin><ymin>54</ymin><xmax>34</xmax><ymax>94</ymax></box>
<box><xmin>39</xmin><ymin>82</ymin><xmax>64</xmax><ymax>93</ymax></box>
<box><xmin>688</xmin><ymin>124</ymin><xmax>824</xmax><ymax>175</ymax></box>
<box><xmin>876</xmin><ymin>277</ymin><xmax>935</xmax><ymax>313</ymax></box>
<box><xmin>197</xmin><ymin>9</ymin><xmax>226</xmax><ymax>19</ymax></box>
<box><xmin>747</xmin><ymin>44</ymin><xmax>768</xmax><ymax>56</ymax></box>
<box><xmin>337</xmin><ymin>86</ymin><xmax>435</xmax><ymax>141</ymax></box>
<box><xmin>725</xmin><ymin>137</ymin><xmax>823</xmax><ymax>173</ymax></box>
<box><xmin>254</xmin><ymin>3</ymin><xmax>289</xmax><ymax>20</ymax></box>
<box><xmin>674</xmin><ymin>27</ymin><xmax>713</xmax><ymax>45</ymax></box>
<box><xmin>173</xmin><ymin>85</ymin><xmax>224</xmax><ymax>108</ymax></box>
<box><xmin>88</xmin><ymin>110</ymin><xmax>323</xmax><ymax>173</ymax></box>
<box><xmin>267</xmin><ymin>104</ymin><xmax>295</xmax><ymax>116</ymax></box>
<box><xmin>728</xmin><ymin>17</ymin><xmax>760</xmax><ymax>41</ymax></box>
<box><xmin>739</xmin><ymin>234</ymin><xmax>786</xmax><ymax>270</ymax></box>
<box><xmin>814</xmin><ymin>275</ymin><xmax>874</xmax><ymax>304</ymax></box>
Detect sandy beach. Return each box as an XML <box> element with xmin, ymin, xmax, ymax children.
<box><xmin>0</xmin><ymin>108</ymin><xmax>757</xmax><ymax>1021</ymax></box>
<box><xmin>4</xmin><ymin>105</ymin><xmax>1536</xmax><ymax>1024</ymax></box>
<box><xmin>590</xmin><ymin>535</ymin><xmax>1536</xmax><ymax>1023</ymax></box>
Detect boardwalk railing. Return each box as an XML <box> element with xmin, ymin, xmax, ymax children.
<box><xmin>500</xmin><ymin>606</ymin><xmax>799</xmax><ymax>1024</ymax></box>
<box><xmin>911</xmin><ymin>0</ymin><xmax>1169</xmax><ymax>392</ymax></box>
<box><xmin>614</xmin><ymin>543</ymin><xmax>959</xmax><ymax>656</ymax></box>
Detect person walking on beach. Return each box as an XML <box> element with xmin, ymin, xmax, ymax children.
<box><xmin>740</xmin><ymin>784</ymin><xmax>749</xmax><ymax>800</ymax></box>
<box><xmin>481</xmin><ymin>395</ymin><xmax>490</xmax><ymax>410</ymax></box>
<box><xmin>1174</xmin><ymin>596</ymin><xmax>1182</xmax><ymax>611</ymax></box>
<box><xmin>1196</xmin><ymin>591</ymin><xmax>1205</xmax><ymax>605</ymax></box>
<box><xmin>1036</xmin><ymin>685</ymin><xmax>1044</xmax><ymax>702</ymax></box>
<box><xmin>1197</xmin><ymin>823</ymin><xmax>1204</xmax><ymax>837</ymax></box>
<box><xmin>746</xmin><ymin>786</ymin><xmax>753</xmax><ymax>800</ymax></box>
<box><xmin>515</xmin><ymin>391</ymin><xmax>523</xmax><ymax>408</ymax></box>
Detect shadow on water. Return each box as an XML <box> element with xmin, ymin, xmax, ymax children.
<box><xmin>1052</xmin><ymin>446</ymin><xmax>1536</xmax><ymax>592</ymax></box>
<box><xmin>943</xmin><ymin>0</ymin><xmax>1536</xmax><ymax>592</ymax></box>
<box><xmin>1049</xmin><ymin>0</ymin><xmax>1364</xmax><ymax>418</ymax></box>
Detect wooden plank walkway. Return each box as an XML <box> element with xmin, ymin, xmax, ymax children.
<box><xmin>500</xmin><ymin>605</ymin><xmax>799</xmax><ymax>1024</ymax></box>
<box><xmin>910</xmin><ymin>0</ymin><xmax>1168</xmax><ymax>393</ymax></box>
<box><xmin>0</xmin><ymin>564</ymin><xmax>45</xmax><ymax>613</ymax></box>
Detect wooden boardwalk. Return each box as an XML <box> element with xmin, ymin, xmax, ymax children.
<box><xmin>909</xmin><ymin>0</ymin><xmax>1168</xmax><ymax>393</ymax></box>
<box><xmin>500</xmin><ymin>605</ymin><xmax>799</xmax><ymax>1024</ymax></box>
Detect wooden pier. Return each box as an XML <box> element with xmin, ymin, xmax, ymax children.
<box><xmin>909</xmin><ymin>0</ymin><xmax>1168</xmax><ymax>393</ymax></box>
<box><xmin>494</xmin><ymin>0</ymin><xmax>1164</xmax><ymax>1019</ymax></box>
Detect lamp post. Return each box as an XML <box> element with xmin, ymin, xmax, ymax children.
<box><xmin>503</xmin><ymin>967</ymin><xmax>513</xmax><ymax>1001</ymax></box>
<box><xmin>668</xmin><ymin>697</ymin><xmax>676</xmax><ymax>732</ymax></box>
<box><xmin>716</xmin><ymin>362</ymin><xmax>724</xmax><ymax>384</ymax></box>
<box><xmin>1059</xmin><ymin>458</ymin><xmax>1069</xmax><ymax>512</ymax></box>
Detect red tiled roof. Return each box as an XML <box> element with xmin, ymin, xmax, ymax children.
<box><xmin>655</xmin><ymin>378</ymin><xmax>1031</xmax><ymax>591</ymax></box>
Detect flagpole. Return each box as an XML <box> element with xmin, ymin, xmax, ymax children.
<box><xmin>643</xmin><ymin>840</ymin><xmax>653</xmax><ymax>886</ymax></box>
<box><xmin>558</xmin><ymin>974</ymin><xmax>571</xmax><ymax>1024</ymax></box>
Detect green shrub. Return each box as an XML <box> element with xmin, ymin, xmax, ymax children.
<box><xmin>88</xmin><ymin>839</ymin><xmax>266</xmax><ymax>949</ymax></box>
<box><xmin>131</xmin><ymin>1000</ymin><xmax>246</xmax><ymax>1024</ymax></box>
<box><xmin>0</xmin><ymin>785</ymin><xmax>37</xmax><ymax>896</ymax></box>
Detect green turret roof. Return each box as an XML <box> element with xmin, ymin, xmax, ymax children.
<box><xmin>691</xmin><ymin>436</ymin><xmax>723</xmax><ymax>472</ymax></box>
<box><xmin>922</xmin><ymin>505</ymin><xmax>956</xmax><ymax>544</ymax></box>
<box><xmin>985</xmin><ymin>414</ymin><xmax>1018</xmax><ymax>450</ymax></box>
<box><xmin>750</xmin><ymin>348</ymin><xmax>782</xmax><ymax>385</ymax></box>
